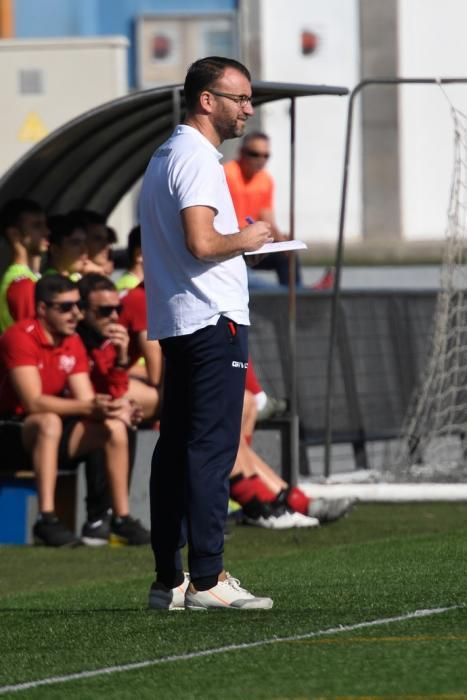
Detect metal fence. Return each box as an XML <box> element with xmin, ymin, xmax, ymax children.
<box><xmin>249</xmin><ymin>289</ymin><xmax>437</xmax><ymax>477</ymax></box>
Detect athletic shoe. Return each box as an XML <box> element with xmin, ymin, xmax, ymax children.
<box><xmin>148</xmin><ymin>573</ymin><xmax>190</xmax><ymax>611</ymax></box>
<box><xmin>287</xmin><ymin>510</ymin><xmax>320</xmax><ymax>528</ymax></box>
<box><xmin>33</xmin><ymin>514</ymin><xmax>81</xmax><ymax>548</ymax></box>
<box><xmin>257</xmin><ymin>395</ymin><xmax>288</xmax><ymax>421</ymax></box>
<box><xmin>185</xmin><ymin>572</ymin><xmax>273</xmax><ymax>610</ymax></box>
<box><xmin>81</xmin><ymin>514</ymin><xmax>111</xmax><ymax>546</ymax></box>
<box><xmin>109</xmin><ymin>515</ymin><xmax>151</xmax><ymax>546</ymax></box>
<box><xmin>243</xmin><ymin>510</ymin><xmax>295</xmax><ymax>529</ymax></box>
<box><xmin>242</xmin><ymin>497</ymin><xmax>289</xmax><ymax>529</ymax></box>
<box><xmin>307</xmin><ymin>497</ymin><xmax>356</xmax><ymax>523</ymax></box>
<box><xmin>271</xmin><ymin>491</ymin><xmax>319</xmax><ymax>528</ymax></box>
<box><xmin>242</xmin><ymin>498</ymin><xmax>318</xmax><ymax>529</ymax></box>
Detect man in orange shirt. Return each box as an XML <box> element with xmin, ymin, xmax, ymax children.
<box><xmin>224</xmin><ymin>131</ymin><xmax>303</xmax><ymax>287</ymax></box>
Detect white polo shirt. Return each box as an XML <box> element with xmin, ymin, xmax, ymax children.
<box><xmin>140</xmin><ymin>125</ymin><xmax>249</xmax><ymax>340</ymax></box>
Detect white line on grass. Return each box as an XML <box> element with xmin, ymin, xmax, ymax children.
<box><xmin>0</xmin><ymin>604</ymin><xmax>463</xmax><ymax>695</ymax></box>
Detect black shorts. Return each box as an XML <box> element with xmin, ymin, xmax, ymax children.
<box><xmin>0</xmin><ymin>416</ymin><xmax>83</xmax><ymax>473</ymax></box>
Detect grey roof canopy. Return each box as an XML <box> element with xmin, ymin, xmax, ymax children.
<box><xmin>0</xmin><ymin>81</ymin><xmax>347</xmax><ymax>216</ymax></box>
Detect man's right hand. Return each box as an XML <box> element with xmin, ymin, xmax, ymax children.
<box><xmin>90</xmin><ymin>394</ymin><xmax>121</xmax><ymax>420</ymax></box>
<box><xmin>239</xmin><ymin>221</ymin><xmax>273</xmax><ymax>253</ymax></box>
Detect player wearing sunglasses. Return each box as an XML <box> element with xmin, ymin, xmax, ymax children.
<box><xmin>0</xmin><ymin>274</ymin><xmax>149</xmax><ymax>547</ymax></box>
<box><xmin>76</xmin><ymin>274</ymin><xmax>159</xmax><ymax>545</ymax></box>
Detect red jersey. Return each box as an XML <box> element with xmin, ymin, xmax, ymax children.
<box><xmin>119</xmin><ymin>283</ymin><xmax>147</xmax><ymax>366</ymax></box>
<box><xmin>76</xmin><ymin>322</ymin><xmax>128</xmax><ymax>399</ymax></box>
<box><xmin>7</xmin><ymin>277</ymin><xmax>36</xmax><ymax>324</ymax></box>
<box><xmin>0</xmin><ymin>318</ymin><xmax>89</xmax><ymax>416</ymax></box>
<box><xmin>224</xmin><ymin>160</ymin><xmax>274</xmax><ymax>229</ymax></box>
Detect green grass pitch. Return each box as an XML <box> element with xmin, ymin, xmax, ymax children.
<box><xmin>0</xmin><ymin>503</ymin><xmax>466</xmax><ymax>699</ymax></box>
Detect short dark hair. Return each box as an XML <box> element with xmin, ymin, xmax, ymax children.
<box><xmin>106</xmin><ymin>225</ymin><xmax>118</xmax><ymax>245</ymax></box>
<box><xmin>241</xmin><ymin>131</ymin><xmax>269</xmax><ymax>149</ymax></box>
<box><xmin>48</xmin><ymin>213</ymin><xmax>85</xmax><ymax>246</ymax></box>
<box><xmin>68</xmin><ymin>209</ymin><xmax>107</xmax><ymax>229</ymax></box>
<box><xmin>78</xmin><ymin>273</ymin><xmax>116</xmax><ymax>305</ymax></box>
<box><xmin>0</xmin><ymin>198</ymin><xmax>44</xmax><ymax>235</ymax></box>
<box><xmin>127</xmin><ymin>225</ymin><xmax>141</xmax><ymax>263</ymax></box>
<box><xmin>183</xmin><ymin>56</ymin><xmax>251</xmax><ymax>112</ymax></box>
<box><xmin>35</xmin><ymin>274</ymin><xmax>77</xmax><ymax>304</ymax></box>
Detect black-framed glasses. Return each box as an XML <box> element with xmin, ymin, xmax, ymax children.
<box><xmin>208</xmin><ymin>90</ymin><xmax>253</xmax><ymax>108</ymax></box>
<box><xmin>44</xmin><ymin>300</ymin><xmax>83</xmax><ymax>313</ymax></box>
<box><xmin>90</xmin><ymin>304</ymin><xmax>123</xmax><ymax>318</ymax></box>
<box><xmin>243</xmin><ymin>148</ymin><xmax>270</xmax><ymax>160</ymax></box>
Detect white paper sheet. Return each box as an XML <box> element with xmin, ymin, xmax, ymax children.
<box><xmin>244</xmin><ymin>240</ymin><xmax>308</xmax><ymax>255</ymax></box>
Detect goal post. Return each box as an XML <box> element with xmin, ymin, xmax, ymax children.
<box><xmin>390</xmin><ymin>95</ymin><xmax>467</xmax><ymax>483</ymax></box>
<box><xmin>322</xmin><ymin>77</ymin><xmax>467</xmax><ymax>498</ymax></box>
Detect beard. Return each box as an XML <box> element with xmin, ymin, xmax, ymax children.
<box><xmin>214</xmin><ymin>111</ymin><xmax>247</xmax><ymax>142</ymax></box>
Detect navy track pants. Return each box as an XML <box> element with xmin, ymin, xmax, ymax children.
<box><xmin>150</xmin><ymin>315</ymin><xmax>248</xmax><ymax>582</ymax></box>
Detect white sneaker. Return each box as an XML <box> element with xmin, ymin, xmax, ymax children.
<box><xmin>185</xmin><ymin>573</ymin><xmax>273</xmax><ymax>610</ymax></box>
<box><xmin>243</xmin><ymin>509</ymin><xmax>295</xmax><ymax>529</ymax></box>
<box><xmin>287</xmin><ymin>511</ymin><xmax>320</xmax><ymax>528</ymax></box>
<box><xmin>308</xmin><ymin>497</ymin><xmax>356</xmax><ymax>523</ymax></box>
<box><xmin>148</xmin><ymin>572</ymin><xmax>190</xmax><ymax>610</ymax></box>
<box><xmin>244</xmin><ymin>509</ymin><xmax>319</xmax><ymax>529</ymax></box>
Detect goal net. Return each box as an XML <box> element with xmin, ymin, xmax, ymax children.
<box><xmin>388</xmin><ymin>100</ymin><xmax>467</xmax><ymax>483</ymax></box>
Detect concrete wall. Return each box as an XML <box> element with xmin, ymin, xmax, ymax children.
<box><xmin>359</xmin><ymin>0</ymin><xmax>401</xmax><ymax>241</ymax></box>
<box><xmin>255</xmin><ymin>0</ymin><xmax>361</xmax><ymax>244</ymax></box>
<box><xmin>243</xmin><ymin>0</ymin><xmax>467</xmax><ymax>247</ymax></box>
<box><xmin>398</xmin><ymin>0</ymin><xmax>467</xmax><ymax>240</ymax></box>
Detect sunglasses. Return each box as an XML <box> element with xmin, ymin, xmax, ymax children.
<box><xmin>243</xmin><ymin>149</ymin><xmax>270</xmax><ymax>159</ymax></box>
<box><xmin>44</xmin><ymin>300</ymin><xmax>83</xmax><ymax>313</ymax></box>
<box><xmin>90</xmin><ymin>304</ymin><xmax>123</xmax><ymax>318</ymax></box>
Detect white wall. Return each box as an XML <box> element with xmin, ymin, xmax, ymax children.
<box><xmin>398</xmin><ymin>0</ymin><xmax>467</xmax><ymax>240</ymax></box>
<box><xmin>257</xmin><ymin>0</ymin><xmax>361</xmax><ymax>243</ymax></box>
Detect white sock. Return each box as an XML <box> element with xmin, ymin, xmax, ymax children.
<box><xmin>254</xmin><ymin>391</ymin><xmax>268</xmax><ymax>411</ymax></box>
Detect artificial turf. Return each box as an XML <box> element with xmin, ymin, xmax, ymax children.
<box><xmin>0</xmin><ymin>503</ymin><xmax>466</xmax><ymax>699</ymax></box>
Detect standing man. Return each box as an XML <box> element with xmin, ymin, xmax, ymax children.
<box><xmin>224</xmin><ymin>131</ymin><xmax>303</xmax><ymax>287</ymax></box>
<box><xmin>140</xmin><ymin>56</ymin><xmax>274</xmax><ymax>610</ymax></box>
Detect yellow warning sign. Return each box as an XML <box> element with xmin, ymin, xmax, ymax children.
<box><xmin>17</xmin><ymin>112</ymin><xmax>48</xmax><ymax>143</ymax></box>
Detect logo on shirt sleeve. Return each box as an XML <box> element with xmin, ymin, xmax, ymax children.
<box><xmin>59</xmin><ymin>355</ymin><xmax>77</xmax><ymax>374</ymax></box>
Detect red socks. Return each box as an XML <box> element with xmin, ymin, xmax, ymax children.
<box><xmin>245</xmin><ymin>358</ymin><xmax>263</xmax><ymax>395</ymax></box>
<box><xmin>285</xmin><ymin>486</ymin><xmax>310</xmax><ymax>515</ymax></box>
<box><xmin>230</xmin><ymin>475</ymin><xmax>276</xmax><ymax>505</ymax></box>
<box><xmin>230</xmin><ymin>478</ymin><xmax>311</xmax><ymax>514</ymax></box>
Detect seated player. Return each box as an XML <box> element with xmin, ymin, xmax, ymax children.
<box><xmin>116</xmin><ymin>225</ymin><xmax>144</xmax><ymax>292</ymax></box>
<box><xmin>0</xmin><ymin>198</ymin><xmax>49</xmax><ymax>332</ymax></box>
<box><xmin>79</xmin><ymin>274</ymin><xmax>160</xmax><ymax>417</ymax></box>
<box><xmin>68</xmin><ymin>209</ymin><xmax>114</xmax><ymax>277</ymax></box>
<box><xmin>119</xmin><ymin>281</ymin><xmax>163</xmax><ymax>390</ymax></box>
<box><xmin>230</xmin><ymin>389</ymin><xmax>355</xmax><ymax>527</ymax></box>
<box><xmin>245</xmin><ymin>357</ymin><xmax>287</xmax><ymax>421</ymax></box>
<box><xmin>115</xmin><ymin>227</ymin><xmax>162</xmax><ymax>387</ymax></box>
<box><xmin>44</xmin><ymin>213</ymin><xmax>102</xmax><ymax>280</ymax></box>
<box><xmin>75</xmin><ymin>273</ymin><xmax>159</xmax><ymax>544</ymax></box>
<box><xmin>0</xmin><ymin>274</ymin><xmax>149</xmax><ymax>547</ymax></box>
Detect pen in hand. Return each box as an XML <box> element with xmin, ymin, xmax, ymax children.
<box><xmin>245</xmin><ymin>216</ymin><xmax>255</xmax><ymax>224</ymax></box>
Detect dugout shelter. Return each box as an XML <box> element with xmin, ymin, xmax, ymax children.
<box><xmin>0</xmin><ymin>79</ymin><xmax>348</xmax><ymax>486</ymax></box>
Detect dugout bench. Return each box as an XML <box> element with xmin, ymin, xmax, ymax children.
<box><xmin>0</xmin><ymin>288</ymin><xmax>438</xmax><ymax>543</ymax></box>
<box><xmin>0</xmin><ymin>470</ymin><xmax>77</xmax><ymax>544</ymax></box>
